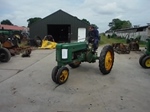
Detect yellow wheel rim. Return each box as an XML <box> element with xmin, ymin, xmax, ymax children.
<box><xmin>145</xmin><ymin>59</ymin><xmax>150</xmax><ymax>67</ymax></box>
<box><xmin>59</xmin><ymin>70</ymin><xmax>68</xmax><ymax>82</ymax></box>
<box><xmin>105</xmin><ymin>51</ymin><xmax>113</xmax><ymax>71</ymax></box>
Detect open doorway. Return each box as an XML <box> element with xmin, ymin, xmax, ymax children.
<box><xmin>47</xmin><ymin>24</ymin><xmax>71</xmax><ymax>43</ymax></box>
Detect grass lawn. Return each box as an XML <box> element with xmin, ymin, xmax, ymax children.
<box><xmin>100</xmin><ymin>35</ymin><xmax>146</xmax><ymax>47</ymax></box>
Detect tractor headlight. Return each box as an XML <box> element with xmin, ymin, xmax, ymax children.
<box><xmin>62</xmin><ymin>49</ymin><xmax>68</xmax><ymax>59</ymax></box>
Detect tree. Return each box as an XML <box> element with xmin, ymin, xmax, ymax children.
<box><xmin>122</xmin><ymin>20</ymin><xmax>132</xmax><ymax>29</ymax></box>
<box><xmin>108</xmin><ymin>18</ymin><xmax>122</xmax><ymax>30</ymax></box>
<box><xmin>1</xmin><ymin>19</ymin><xmax>13</xmax><ymax>25</ymax></box>
<box><xmin>27</xmin><ymin>17</ymin><xmax>42</xmax><ymax>27</ymax></box>
<box><xmin>81</xmin><ymin>19</ymin><xmax>90</xmax><ymax>24</ymax></box>
<box><xmin>90</xmin><ymin>24</ymin><xmax>99</xmax><ymax>29</ymax></box>
<box><xmin>108</xmin><ymin>18</ymin><xmax>132</xmax><ymax>30</ymax></box>
<box><xmin>81</xmin><ymin>19</ymin><xmax>99</xmax><ymax>29</ymax></box>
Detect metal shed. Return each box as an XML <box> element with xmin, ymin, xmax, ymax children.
<box><xmin>29</xmin><ymin>9</ymin><xmax>90</xmax><ymax>43</ymax></box>
<box><xmin>105</xmin><ymin>25</ymin><xmax>150</xmax><ymax>41</ymax></box>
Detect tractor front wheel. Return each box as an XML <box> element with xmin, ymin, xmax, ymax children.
<box><xmin>141</xmin><ymin>55</ymin><xmax>150</xmax><ymax>68</ymax></box>
<box><xmin>56</xmin><ymin>67</ymin><xmax>69</xmax><ymax>85</ymax></box>
<box><xmin>51</xmin><ymin>66</ymin><xmax>59</xmax><ymax>83</ymax></box>
<box><xmin>139</xmin><ymin>54</ymin><xmax>147</xmax><ymax>68</ymax></box>
<box><xmin>99</xmin><ymin>45</ymin><xmax>114</xmax><ymax>75</ymax></box>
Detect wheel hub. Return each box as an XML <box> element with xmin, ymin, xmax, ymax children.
<box><xmin>145</xmin><ymin>59</ymin><xmax>150</xmax><ymax>67</ymax></box>
<box><xmin>105</xmin><ymin>51</ymin><xmax>113</xmax><ymax>71</ymax></box>
<box><xmin>59</xmin><ymin>70</ymin><xmax>68</xmax><ymax>82</ymax></box>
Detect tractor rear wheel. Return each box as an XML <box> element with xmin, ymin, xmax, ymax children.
<box><xmin>0</xmin><ymin>48</ymin><xmax>11</xmax><ymax>62</ymax></box>
<box><xmin>141</xmin><ymin>55</ymin><xmax>150</xmax><ymax>68</ymax></box>
<box><xmin>99</xmin><ymin>45</ymin><xmax>114</xmax><ymax>75</ymax></box>
<box><xmin>56</xmin><ymin>67</ymin><xmax>69</xmax><ymax>85</ymax></box>
<box><xmin>51</xmin><ymin>66</ymin><xmax>59</xmax><ymax>83</ymax></box>
<box><xmin>139</xmin><ymin>54</ymin><xmax>147</xmax><ymax>67</ymax></box>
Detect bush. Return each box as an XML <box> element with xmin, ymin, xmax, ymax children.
<box><xmin>111</xmin><ymin>33</ymin><xmax>117</xmax><ymax>38</ymax></box>
<box><xmin>126</xmin><ymin>38</ymin><xmax>131</xmax><ymax>44</ymax></box>
<box><xmin>135</xmin><ymin>35</ymin><xmax>141</xmax><ymax>42</ymax></box>
<box><xmin>107</xmin><ymin>35</ymin><xmax>111</xmax><ymax>39</ymax></box>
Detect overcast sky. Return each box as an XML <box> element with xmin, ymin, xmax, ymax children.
<box><xmin>0</xmin><ymin>0</ymin><xmax>150</xmax><ymax>32</ymax></box>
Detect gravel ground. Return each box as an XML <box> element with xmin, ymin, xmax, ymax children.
<box><xmin>0</xmin><ymin>46</ymin><xmax>149</xmax><ymax>112</ymax></box>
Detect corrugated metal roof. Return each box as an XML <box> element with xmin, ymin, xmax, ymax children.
<box><xmin>115</xmin><ymin>25</ymin><xmax>148</xmax><ymax>32</ymax></box>
<box><xmin>0</xmin><ymin>24</ymin><xmax>25</xmax><ymax>31</ymax></box>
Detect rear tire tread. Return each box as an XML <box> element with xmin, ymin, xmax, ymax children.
<box><xmin>99</xmin><ymin>45</ymin><xmax>114</xmax><ymax>75</ymax></box>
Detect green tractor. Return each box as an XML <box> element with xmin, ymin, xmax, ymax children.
<box><xmin>0</xmin><ymin>42</ymin><xmax>11</xmax><ymax>62</ymax></box>
<box><xmin>139</xmin><ymin>38</ymin><xmax>150</xmax><ymax>68</ymax></box>
<box><xmin>51</xmin><ymin>41</ymin><xmax>115</xmax><ymax>85</ymax></box>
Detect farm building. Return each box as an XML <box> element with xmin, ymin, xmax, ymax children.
<box><xmin>29</xmin><ymin>9</ymin><xmax>90</xmax><ymax>43</ymax></box>
<box><xmin>105</xmin><ymin>25</ymin><xmax>150</xmax><ymax>41</ymax></box>
<box><xmin>0</xmin><ymin>24</ymin><xmax>28</xmax><ymax>37</ymax></box>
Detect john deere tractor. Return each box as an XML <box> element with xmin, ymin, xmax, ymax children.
<box><xmin>139</xmin><ymin>38</ymin><xmax>150</xmax><ymax>68</ymax></box>
<box><xmin>51</xmin><ymin>41</ymin><xmax>114</xmax><ymax>85</ymax></box>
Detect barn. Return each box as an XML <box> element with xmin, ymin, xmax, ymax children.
<box><xmin>30</xmin><ymin>9</ymin><xmax>90</xmax><ymax>43</ymax></box>
<box><xmin>105</xmin><ymin>25</ymin><xmax>150</xmax><ymax>41</ymax></box>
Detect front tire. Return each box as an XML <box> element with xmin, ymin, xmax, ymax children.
<box><xmin>141</xmin><ymin>56</ymin><xmax>150</xmax><ymax>68</ymax></box>
<box><xmin>0</xmin><ymin>48</ymin><xmax>11</xmax><ymax>62</ymax></box>
<box><xmin>51</xmin><ymin>66</ymin><xmax>59</xmax><ymax>83</ymax></box>
<box><xmin>99</xmin><ymin>45</ymin><xmax>114</xmax><ymax>75</ymax></box>
<box><xmin>56</xmin><ymin>67</ymin><xmax>69</xmax><ymax>85</ymax></box>
<box><xmin>139</xmin><ymin>54</ymin><xmax>147</xmax><ymax>67</ymax></box>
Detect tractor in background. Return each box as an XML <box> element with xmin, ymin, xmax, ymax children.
<box><xmin>51</xmin><ymin>41</ymin><xmax>114</xmax><ymax>85</ymax></box>
<box><xmin>112</xmin><ymin>43</ymin><xmax>130</xmax><ymax>54</ymax></box>
<box><xmin>0</xmin><ymin>34</ymin><xmax>32</xmax><ymax>57</ymax></box>
<box><xmin>126</xmin><ymin>37</ymin><xmax>140</xmax><ymax>51</ymax></box>
<box><xmin>139</xmin><ymin>38</ymin><xmax>150</xmax><ymax>68</ymax></box>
